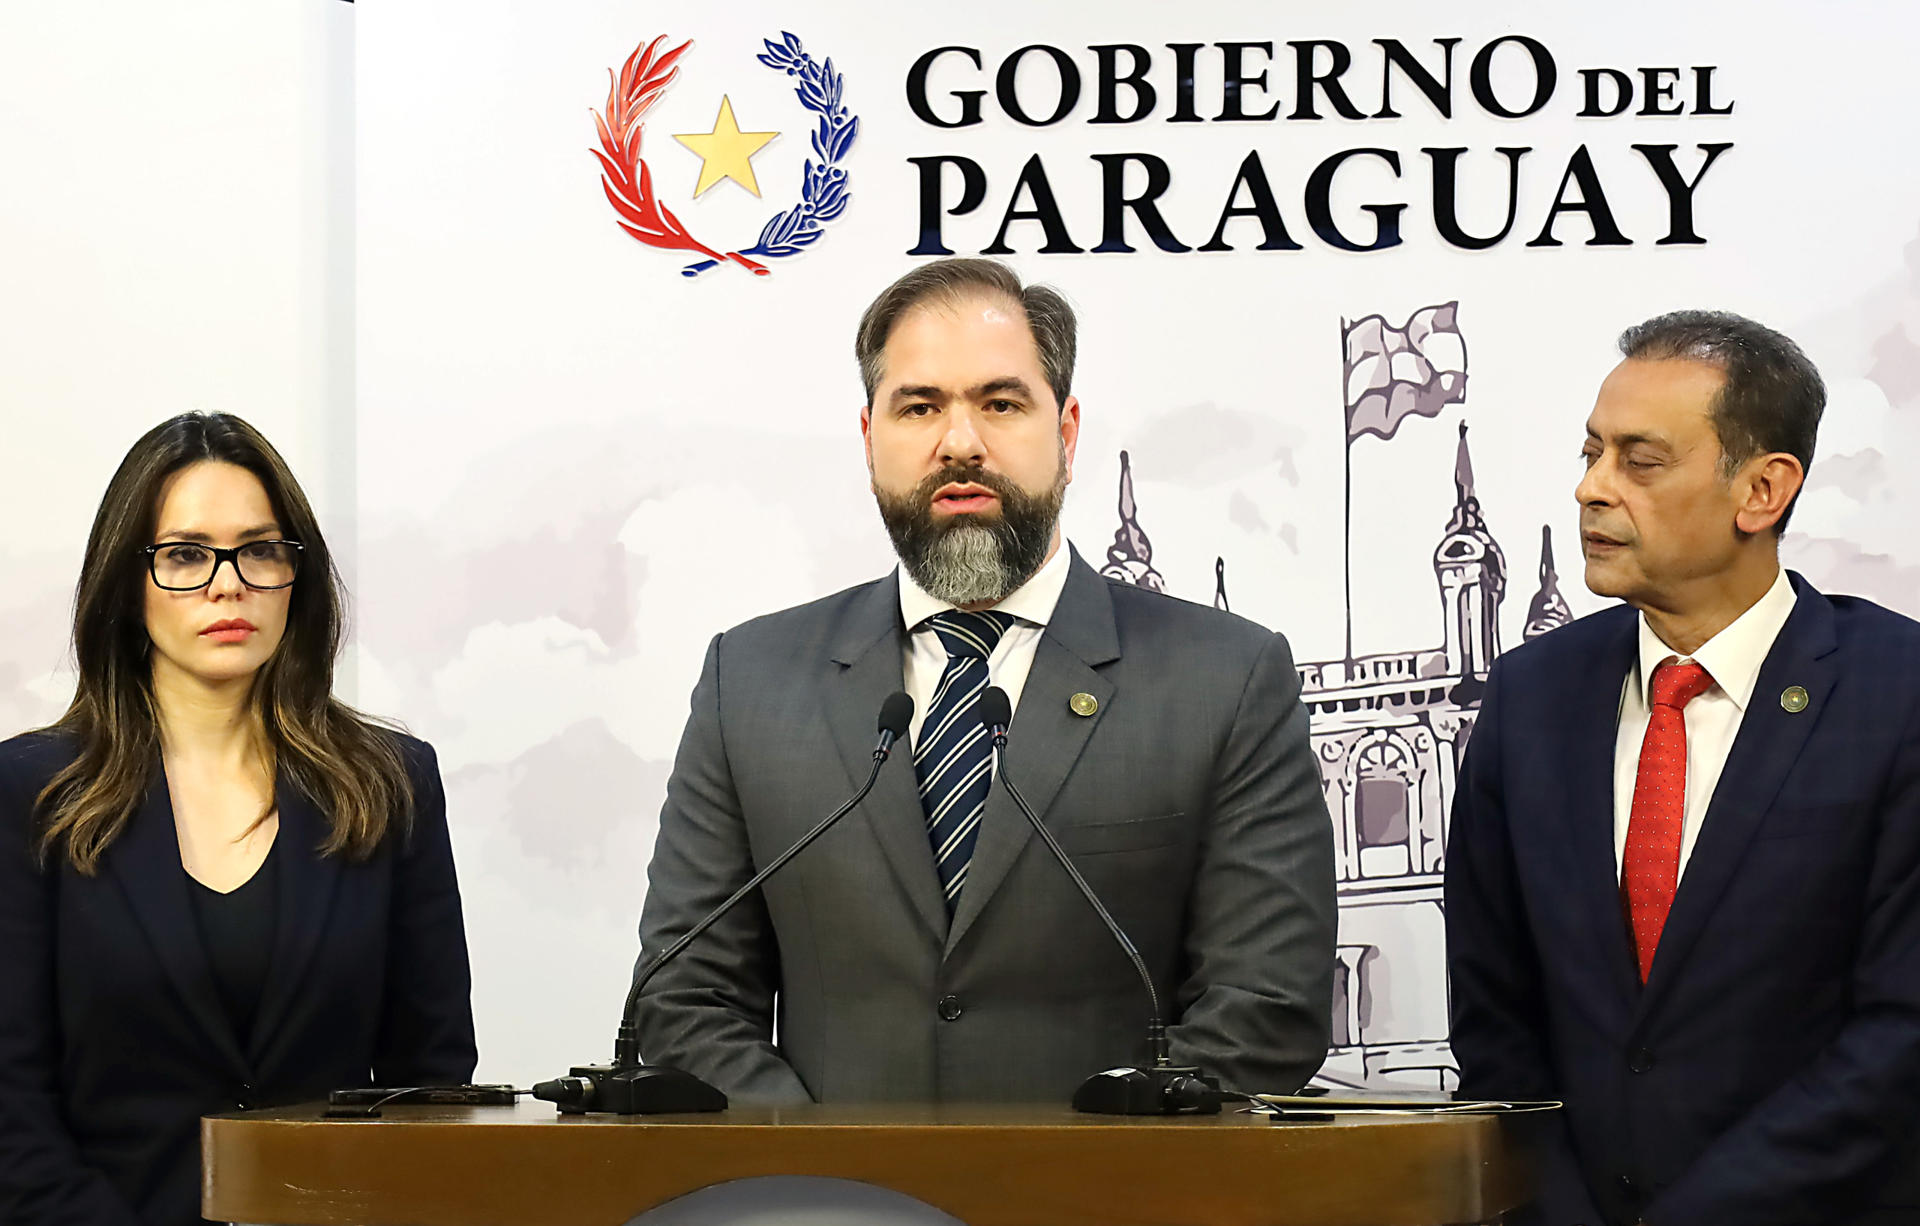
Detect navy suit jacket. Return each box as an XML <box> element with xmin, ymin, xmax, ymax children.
<box><xmin>1447</xmin><ymin>573</ymin><xmax>1920</xmax><ymax>1226</ymax></box>
<box><xmin>0</xmin><ymin>730</ymin><xmax>477</xmax><ymax>1226</ymax></box>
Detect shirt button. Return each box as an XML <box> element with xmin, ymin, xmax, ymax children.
<box><xmin>1628</xmin><ymin>1048</ymin><xmax>1656</xmax><ymax>1074</ymax></box>
<box><xmin>937</xmin><ymin>995</ymin><xmax>963</xmax><ymax>1021</ymax></box>
<box><xmin>236</xmin><ymin>1082</ymin><xmax>255</xmax><ymax>1109</ymax></box>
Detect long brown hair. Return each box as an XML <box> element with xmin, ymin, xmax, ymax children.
<box><xmin>37</xmin><ymin>412</ymin><xmax>413</xmax><ymax>873</ymax></box>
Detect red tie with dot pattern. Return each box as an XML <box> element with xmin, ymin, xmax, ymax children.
<box><xmin>1622</xmin><ymin>657</ymin><xmax>1715</xmax><ymax>983</ymax></box>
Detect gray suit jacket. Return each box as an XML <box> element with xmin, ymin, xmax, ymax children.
<box><xmin>635</xmin><ymin>549</ymin><xmax>1336</xmax><ymax>1104</ymax></box>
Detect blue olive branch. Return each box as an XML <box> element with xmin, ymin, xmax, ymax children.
<box><xmin>682</xmin><ymin>32</ymin><xmax>857</xmax><ymax>276</ymax></box>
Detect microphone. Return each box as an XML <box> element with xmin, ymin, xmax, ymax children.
<box><xmin>977</xmin><ymin>686</ymin><xmax>1220</xmax><ymax>1116</ymax></box>
<box><xmin>535</xmin><ymin>691</ymin><xmax>916</xmax><ymax>1114</ymax></box>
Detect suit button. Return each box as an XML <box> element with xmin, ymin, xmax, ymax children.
<box><xmin>937</xmin><ymin>995</ymin><xmax>963</xmax><ymax>1021</ymax></box>
<box><xmin>1628</xmin><ymin>1048</ymin><xmax>1655</xmax><ymax>1074</ymax></box>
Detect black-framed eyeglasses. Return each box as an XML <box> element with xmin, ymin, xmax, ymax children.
<box><xmin>142</xmin><ymin>540</ymin><xmax>304</xmax><ymax>591</ymax></box>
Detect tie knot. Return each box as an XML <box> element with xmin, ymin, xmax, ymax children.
<box><xmin>1649</xmin><ymin>658</ymin><xmax>1713</xmax><ymax>710</ymax></box>
<box><xmin>926</xmin><ymin>610</ymin><xmax>1012</xmax><ymax>661</ymax></box>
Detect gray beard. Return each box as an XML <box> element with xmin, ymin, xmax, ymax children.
<box><xmin>906</xmin><ymin>520</ymin><xmax>1036</xmax><ymax>607</ymax></box>
<box><xmin>875</xmin><ymin>462</ymin><xmax>1064</xmax><ymax>607</ymax></box>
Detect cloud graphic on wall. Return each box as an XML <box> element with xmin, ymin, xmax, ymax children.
<box><xmin>1782</xmin><ymin>536</ymin><xmax>1920</xmax><ymax>611</ymax></box>
<box><xmin>1784</xmin><ymin>222</ymin><xmax>1920</xmax><ymax>620</ymax></box>
<box><xmin>1809</xmin><ymin>447</ymin><xmax>1888</xmax><ymax>499</ymax></box>
<box><xmin>1228</xmin><ymin>490</ymin><xmax>1271</xmax><ymax>536</ymax></box>
<box><xmin>406</xmin><ymin>478</ymin><xmax>825</xmax><ymax>778</ymax></box>
<box><xmin>429</xmin><ymin>618</ymin><xmax>619</xmax><ymax>771</ymax></box>
<box><xmin>1125</xmin><ymin>402</ymin><xmax>1306</xmax><ymax>487</ymax></box>
<box><xmin>500</xmin><ymin>718</ymin><xmax>669</xmax><ymax>872</ymax></box>
<box><xmin>614</xmin><ymin>480</ymin><xmax>823</xmax><ymax>745</ymax></box>
<box><xmin>1791</xmin><ymin>429</ymin><xmax>1918</xmax><ymax>612</ymax></box>
<box><xmin>1869</xmin><ymin>326</ymin><xmax>1920</xmax><ymax>405</ymax></box>
<box><xmin>1228</xmin><ymin>489</ymin><xmax>1301</xmax><ymax>554</ymax></box>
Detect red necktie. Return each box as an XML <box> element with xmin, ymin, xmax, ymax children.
<box><xmin>1622</xmin><ymin>657</ymin><xmax>1715</xmax><ymax>983</ymax></box>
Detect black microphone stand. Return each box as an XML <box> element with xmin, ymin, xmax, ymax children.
<box><xmin>981</xmin><ymin>689</ymin><xmax>1220</xmax><ymax>1116</ymax></box>
<box><xmin>534</xmin><ymin>695</ymin><xmax>913</xmax><ymax>1114</ymax></box>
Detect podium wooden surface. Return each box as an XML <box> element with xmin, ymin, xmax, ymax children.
<box><xmin>204</xmin><ymin>1100</ymin><xmax>1534</xmax><ymax>1226</ymax></box>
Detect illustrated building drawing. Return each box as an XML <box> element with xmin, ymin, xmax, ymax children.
<box><xmin>1103</xmin><ymin>424</ymin><xmax>1573</xmax><ymax>1090</ymax></box>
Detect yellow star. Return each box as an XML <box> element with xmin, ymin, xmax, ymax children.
<box><xmin>673</xmin><ymin>96</ymin><xmax>779</xmax><ymax>198</ymax></box>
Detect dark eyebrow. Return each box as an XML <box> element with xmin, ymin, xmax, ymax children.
<box><xmin>886</xmin><ymin>377</ymin><xmax>1038</xmax><ymax>406</ymax></box>
<box><xmin>1609</xmin><ymin>432</ymin><xmax>1673</xmax><ymax>452</ymax></box>
<box><xmin>155</xmin><ymin>524</ymin><xmax>282</xmax><ymax>544</ymax></box>
<box><xmin>1584</xmin><ymin>426</ymin><xmax>1671</xmax><ymax>450</ymax></box>
<box><xmin>888</xmin><ymin>385</ymin><xmax>945</xmax><ymax>405</ymax></box>
<box><xmin>973</xmin><ymin>377</ymin><xmax>1035</xmax><ymax>400</ymax></box>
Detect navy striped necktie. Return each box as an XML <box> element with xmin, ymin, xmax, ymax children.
<box><xmin>914</xmin><ymin>609</ymin><xmax>1013</xmax><ymax>914</ymax></box>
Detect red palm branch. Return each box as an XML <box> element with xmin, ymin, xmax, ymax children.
<box><xmin>591</xmin><ymin>37</ymin><xmax>766</xmax><ymax>275</ymax></box>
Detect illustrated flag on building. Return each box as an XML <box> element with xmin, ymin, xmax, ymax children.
<box><xmin>1343</xmin><ymin>302</ymin><xmax>1467</xmax><ymax>443</ymax></box>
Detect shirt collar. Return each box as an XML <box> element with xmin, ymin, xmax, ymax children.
<box><xmin>898</xmin><ymin>539</ymin><xmax>1072</xmax><ymax>633</ymax></box>
<box><xmin>1632</xmin><ymin>566</ymin><xmax>1797</xmax><ymax>711</ymax></box>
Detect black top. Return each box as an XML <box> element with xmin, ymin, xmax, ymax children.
<box><xmin>184</xmin><ymin>841</ymin><xmax>280</xmax><ymax>1045</ymax></box>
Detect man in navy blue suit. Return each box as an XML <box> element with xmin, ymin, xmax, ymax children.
<box><xmin>1446</xmin><ymin>311</ymin><xmax>1920</xmax><ymax>1226</ymax></box>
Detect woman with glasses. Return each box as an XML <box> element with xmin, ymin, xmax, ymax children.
<box><xmin>0</xmin><ymin>413</ymin><xmax>477</xmax><ymax>1226</ymax></box>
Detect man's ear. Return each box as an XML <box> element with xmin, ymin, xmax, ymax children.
<box><xmin>1734</xmin><ymin>452</ymin><xmax>1805</xmax><ymax>536</ymax></box>
<box><xmin>860</xmin><ymin>405</ymin><xmax>874</xmax><ymax>475</ymax></box>
<box><xmin>1059</xmin><ymin>394</ymin><xmax>1081</xmax><ymax>483</ymax></box>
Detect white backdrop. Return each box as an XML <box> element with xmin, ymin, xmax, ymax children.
<box><xmin>6</xmin><ymin>1</ymin><xmax>1920</xmax><ymax>1093</ymax></box>
<box><xmin>0</xmin><ymin>0</ymin><xmax>355</xmax><ymax>727</ymax></box>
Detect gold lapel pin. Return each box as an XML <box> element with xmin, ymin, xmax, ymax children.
<box><xmin>1780</xmin><ymin>685</ymin><xmax>1809</xmax><ymax>714</ymax></box>
<box><xmin>1069</xmin><ymin>692</ymin><xmax>1099</xmax><ymax>717</ymax></box>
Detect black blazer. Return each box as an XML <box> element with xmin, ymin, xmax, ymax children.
<box><xmin>0</xmin><ymin>729</ymin><xmax>477</xmax><ymax>1226</ymax></box>
<box><xmin>1446</xmin><ymin>575</ymin><xmax>1920</xmax><ymax>1226</ymax></box>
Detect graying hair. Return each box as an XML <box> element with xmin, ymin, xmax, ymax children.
<box><xmin>1618</xmin><ymin>309</ymin><xmax>1824</xmax><ymax>532</ymax></box>
<box><xmin>855</xmin><ymin>258</ymin><xmax>1076</xmax><ymax>408</ymax></box>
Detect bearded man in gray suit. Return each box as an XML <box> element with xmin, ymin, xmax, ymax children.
<box><xmin>635</xmin><ymin>258</ymin><xmax>1336</xmax><ymax>1104</ymax></box>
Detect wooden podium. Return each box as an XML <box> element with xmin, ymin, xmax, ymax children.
<box><xmin>203</xmin><ymin>1100</ymin><xmax>1535</xmax><ymax>1226</ymax></box>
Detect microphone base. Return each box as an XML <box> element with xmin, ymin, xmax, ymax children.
<box><xmin>534</xmin><ymin>1064</ymin><xmax>729</xmax><ymax>1115</ymax></box>
<box><xmin>1072</xmin><ymin>1065</ymin><xmax>1222</xmax><ymax>1115</ymax></box>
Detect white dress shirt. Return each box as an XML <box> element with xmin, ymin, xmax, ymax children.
<box><xmin>1613</xmin><ymin>566</ymin><xmax>1797</xmax><ymax>881</ymax></box>
<box><xmin>897</xmin><ymin>543</ymin><xmax>1072</xmax><ymax>749</ymax></box>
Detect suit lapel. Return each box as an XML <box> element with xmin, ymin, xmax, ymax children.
<box><xmin>1558</xmin><ymin>612</ymin><xmax>1643</xmax><ymax>1010</ymax></box>
<box><xmin>829</xmin><ymin>573</ymin><xmax>948</xmax><ymax>942</ymax></box>
<box><xmin>1638</xmin><ymin>578</ymin><xmax>1837</xmax><ymax>1014</ymax></box>
<box><xmin>946</xmin><ymin>552</ymin><xmax>1120</xmax><ymax>955</ymax></box>
<box><xmin>247</xmin><ymin>777</ymin><xmax>343</xmax><ymax>1062</ymax></box>
<box><xmin>104</xmin><ymin>769</ymin><xmax>250</xmax><ymax>1077</ymax></box>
